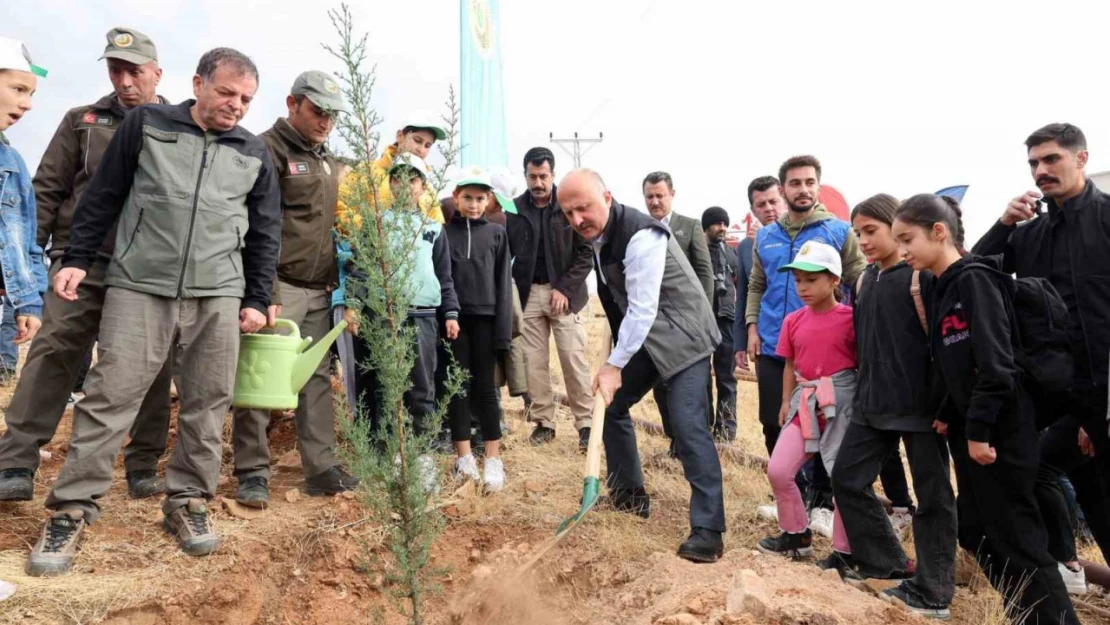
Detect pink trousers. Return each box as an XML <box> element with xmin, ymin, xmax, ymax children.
<box><xmin>767</xmin><ymin>419</ymin><xmax>851</xmax><ymax>553</ymax></box>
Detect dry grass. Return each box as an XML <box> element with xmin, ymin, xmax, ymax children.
<box><xmin>1</xmin><ymin>306</ymin><xmax>1108</xmax><ymax>624</ymax></box>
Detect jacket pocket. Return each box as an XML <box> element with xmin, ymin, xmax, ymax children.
<box><xmin>133</xmin><ymin>127</ymin><xmax>196</xmax><ymax>200</ymax></box>
<box><xmin>118</xmin><ymin>208</ymin><xmax>144</xmax><ymax>260</ymax></box>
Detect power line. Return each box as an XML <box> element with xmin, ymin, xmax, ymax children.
<box><xmin>549</xmin><ymin>132</ymin><xmax>604</xmax><ymax>168</ymax></box>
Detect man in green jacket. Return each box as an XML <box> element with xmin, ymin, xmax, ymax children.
<box><xmin>26</xmin><ymin>48</ymin><xmax>281</xmax><ymax>576</ymax></box>
<box><xmin>232</xmin><ymin>71</ymin><xmax>358</xmax><ymax>507</ymax></box>
<box><xmin>0</xmin><ymin>27</ymin><xmax>173</xmax><ymax>503</ymax></box>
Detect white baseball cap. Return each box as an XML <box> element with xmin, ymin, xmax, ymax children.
<box><xmin>389</xmin><ymin>153</ymin><xmax>429</xmax><ymax>179</ymax></box>
<box><xmin>0</xmin><ymin>37</ymin><xmax>46</xmax><ymax>77</ymax></box>
<box><xmin>779</xmin><ymin>241</ymin><xmax>842</xmax><ymax>277</ymax></box>
<box><xmin>400</xmin><ymin>112</ymin><xmax>446</xmax><ymax>141</ymax></box>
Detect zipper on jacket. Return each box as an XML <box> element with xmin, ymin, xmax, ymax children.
<box><xmin>177</xmin><ymin>139</ymin><xmax>210</xmax><ymax>298</ymax></box>
<box><xmin>466</xmin><ymin>218</ymin><xmax>472</xmax><ymax>259</ymax></box>
<box><xmin>660</xmin><ymin>301</ymin><xmax>698</xmax><ymax>343</ymax></box>
<box><xmin>120</xmin><ymin>208</ymin><xmax>144</xmax><ymax>259</ymax></box>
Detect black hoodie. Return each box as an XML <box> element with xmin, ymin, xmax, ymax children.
<box><xmin>445</xmin><ymin>212</ymin><xmax>513</xmax><ymax>351</ymax></box>
<box><xmin>852</xmin><ymin>262</ymin><xmax>937</xmax><ymax>432</ymax></box>
<box><xmin>930</xmin><ymin>254</ymin><xmax>1024</xmax><ymax>443</ymax></box>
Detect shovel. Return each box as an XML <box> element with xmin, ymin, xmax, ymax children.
<box><xmin>518</xmin><ymin>324</ymin><xmax>612</xmax><ymax>572</ymax></box>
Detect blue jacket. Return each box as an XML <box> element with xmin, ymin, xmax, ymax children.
<box><xmin>751</xmin><ymin>210</ymin><xmax>853</xmax><ymax>358</ymax></box>
<box><xmin>0</xmin><ymin>141</ymin><xmax>46</xmax><ymax>317</ymax></box>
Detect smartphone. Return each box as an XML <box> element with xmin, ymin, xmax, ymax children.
<box><xmin>1032</xmin><ymin>199</ymin><xmax>1043</xmax><ymax>216</ymax></box>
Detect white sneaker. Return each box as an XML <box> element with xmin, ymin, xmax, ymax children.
<box><xmin>453</xmin><ymin>454</ymin><xmax>480</xmax><ymax>483</ymax></box>
<box><xmin>889</xmin><ymin>506</ymin><xmax>914</xmax><ymax>536</ymax></box>
<box><xmin>419</xmin><ymin>454</ymin><xmax>441</xmax><ymax>495</ymax></box>
<box><xmin>757</xmin><ymin>504</ymin><xmax>779</xmax><ymax>522</ymax></box>
<box><xmin>1058</xmin><ymin>562</ymin><xmax>1087</xmax><ymax>596</ymax></box>
<box><xmin>809</xmin><ymin>507</ymin><xmax>834</xmax><ymax>539</ymax></box>
<box><xmin>483</xmin><ymin>457</ymin><xmax>505</xmax><ymax>492</ymax></box>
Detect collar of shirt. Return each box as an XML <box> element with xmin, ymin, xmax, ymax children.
<box><xmin>660</xmin><ymin>212</ymin><xmax>672</xmax><ymax>226</ymax></box>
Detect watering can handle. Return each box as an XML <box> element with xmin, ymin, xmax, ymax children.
<box><xmin>272</xmin><ymin>318</ymin><xmax>301</xmax><ymax>339</ymax></box>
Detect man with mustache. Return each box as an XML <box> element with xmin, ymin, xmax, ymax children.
<box><xmin>507</xmin><ymin>147</ymin><xmax>595</xmax><ymax>450</ymax></box>
<box><xmin>231</xmin><ymin>71</ymin><xmax>358</xmax><ymax>509</ymax></box>
<box><xmin>974</xmin><ymin>122</ymin><xmax>1110</xmax><ymax>593</ymax></box>
<box><xmin>744</xmin><ymin>156</ymin><xmax>866</xmax><ymax>533</ymax></box>
<box><xmin>0</xmin><ymin>27</ymin><xmax>173</xmax><ymax>503</ymax></box>
<box><xmin>25</xmin><ymin>47</ymin><xmax>281</xmax><ymax>575</ymax></box>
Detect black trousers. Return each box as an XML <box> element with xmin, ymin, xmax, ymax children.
<box><xmin>447</xmin><ymin>316</ymin><xmax>501</xmax><ymax>443</ymax></box>
<box><xmin>708</xmin><ymin>317</ymin><xmax>738</xmax><ymax>440</ymax></box>
<box><xmin>948</xmin><ymin>408</ymin><xmax>1078</xmax><ymax>625</ymax></box>
<box><xmin>833</xmin><ymin>422</ymin><xmax>956</xmax><ymax>606</ymax></box>
<box><xmin>1036</xmin><ymin>414</ymin><xmax>1110</xmax><ymax>563</ymax></box>
<box><xmin>353</xmin><ymin>315</ymin><xmax>438</xmax><ymax>438</ymax></box>
<box><xmin>606</xmin><ymin>350</ymin><xmax>725</xmax><ymax>532</ymax></box>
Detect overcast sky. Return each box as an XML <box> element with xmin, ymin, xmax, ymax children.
<box><xmin>6</xmin><ymin>0</ymin><xmax>1110</xmax><ymax>243</ymax></box>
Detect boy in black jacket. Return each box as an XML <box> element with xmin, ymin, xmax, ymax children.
<box><xmin>444</xmin><ymin>168</ymin><xmax>512</xmax><ymax>492</ymax></box>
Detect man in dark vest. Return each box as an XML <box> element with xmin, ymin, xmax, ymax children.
<box><xmin>557</xmin><ymin>169</ymin><xmax>725</xmax><ymax>563</ymax></box>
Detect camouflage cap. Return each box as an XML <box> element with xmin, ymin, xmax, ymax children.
<box><xmin>99</xmin><ymin>27</ymin><xmax>158</xmax><ymax>65</ymax></box>
<box><xmin>291</xmin><ymin>70</ymin><xmax>349</xmax><ymax>114</ymax></box>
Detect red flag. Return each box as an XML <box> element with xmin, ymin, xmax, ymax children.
<box><xmin>819</xmin><ymin>185</ymin><xmax>850</xmax><ymax>221</ymax></box>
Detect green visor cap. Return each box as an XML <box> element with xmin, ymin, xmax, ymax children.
<box><xmin>292</xmin><ymin>70</ymin><xmax>349</xmax><ymax>114</ymax></box>
<box><xmin>99</xmin><ymin>27</ymin><xmax>158</xmax><ymax>66</ymax></box>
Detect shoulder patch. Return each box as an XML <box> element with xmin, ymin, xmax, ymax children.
<box><xmin>288</xmin><ymin>162</ymin><xmax>310</xmax><ymax>175</ymax></box>
<box><xmin>81</xmin><ymin>112</ymin><xmax>113</xmax><ymax>126</ymax></box>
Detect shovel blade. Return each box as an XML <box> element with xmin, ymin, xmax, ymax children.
<box><xmin>556</xmin><ymin>476</ymin><xmax>600</xmax><ymax>535</ymax></box>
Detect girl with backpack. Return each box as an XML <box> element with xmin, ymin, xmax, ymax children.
<box><xmin>444</xmin><ymin>168</ymin><xmax>513</xmax><ymax>492</ymax></box>
<box><xmin>892</xmin><ymin>194</ymin><xmax>1078</xmax><ymax>625</ymax></box>
<box><xmin>756</xmin><ymin>242</ymin><xmax>857</xmax><ymax>569</ymax></box>
<box><xmin>832</xmin><ymin>194</ymin><xmax>956</xmax><ymax>620</ymax></box>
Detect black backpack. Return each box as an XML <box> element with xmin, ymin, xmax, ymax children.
<box><xmin>1010</xmin><ymin>277</ymin><xmax>1074</xmax><ymax>393</ymax></box>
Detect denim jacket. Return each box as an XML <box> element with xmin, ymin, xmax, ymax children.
<box><xmin>0</xmin><ymin>141</ymin><xmax>47</xmax><ymax>317</ymax></box>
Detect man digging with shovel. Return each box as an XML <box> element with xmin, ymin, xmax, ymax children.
<box><xmin>558</xmin><ymin>169</ymin><xmax>726</xmax><ymax>563</ymax></box>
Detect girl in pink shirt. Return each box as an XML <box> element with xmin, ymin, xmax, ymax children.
<box><xmin>757</xmin><ymin>241</ymin><xmax>857</xmax><ymax>570</ymax></box>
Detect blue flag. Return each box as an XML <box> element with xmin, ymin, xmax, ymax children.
<box><xmin>460</xmin><ymin>0</ymin><xmax>508</xmax><ymax>170</ymax></box>
<box><xmin>936</xmin><ymin>185</ymin><xmax>969</xmax><ymax>203</ymax></box>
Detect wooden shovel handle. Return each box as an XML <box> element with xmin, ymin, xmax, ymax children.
<box><xmin>584</xmin><ymin>323</ymin><xmax>613</xmax><ymax>479</ymax></box>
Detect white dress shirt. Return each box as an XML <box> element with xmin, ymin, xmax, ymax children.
<box><xmin>593</xmin><ymin>228</ymin><xmax>668</xmax><ymax>369</ymax></box>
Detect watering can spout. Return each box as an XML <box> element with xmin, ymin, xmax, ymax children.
<box><xmin>291</xmin><ymin>320</ymin><xmax>348</xmax><ymax>392</ymax></box>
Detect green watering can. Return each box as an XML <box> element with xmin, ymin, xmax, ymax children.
<box><xmin>232</xmin><ymin>318</ymin><xmax>348</xmax><ymax>410</ymax></box>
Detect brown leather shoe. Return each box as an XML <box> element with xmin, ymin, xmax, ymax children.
<box><xmin>164</xmin><ymin>499</ymin><xmax>221</xmax><ymax>556</ymax></box>
<box><xmin>26</xmin><ymin>509</ymin><xmax>86</xmax><ymax>576</ymax></box>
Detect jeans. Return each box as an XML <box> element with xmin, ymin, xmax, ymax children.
<box><xmin>833</xmin><ymin>422</ymin><xmax>956</xmax><ymax>606</ymax></box>
<box><xmin>0</xmin><ymin>296</ymin><xmax>17</xmax><ymax>376</ymax></box>
<box><xmin>604</xmin><ymin>350</ymin><xmax>725</xmax><ymax>532</ymax></box>
<box><xmin>709</xmin><ymin>317</ymin><xmax>737</xmax><ymax>440</ymax></box>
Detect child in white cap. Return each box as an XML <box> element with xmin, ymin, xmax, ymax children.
<box><xmin>0</xmin><ymin>36</ymin><xmax>47</xmax><ymax>345</ymax></box>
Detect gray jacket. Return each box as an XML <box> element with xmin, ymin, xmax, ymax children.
<box><xmin>784</xmin><ymin>369</ymin><xmax>857</xmax><ymax>475</ymax></box>
<box><xmin>667</xmin><ymin>212</ymin><xmax>714</xmax><ymax>303</ymax></box>
<box><xmin>62</xmin><ymin>100</ymin><xmax>282</xmax><ymax>313</ymax></box>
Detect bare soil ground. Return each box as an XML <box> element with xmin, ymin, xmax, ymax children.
<box><xmin>1</xmin><ymin>308</ymin><xmax>1107</xmax><ymax>624</ymax></box>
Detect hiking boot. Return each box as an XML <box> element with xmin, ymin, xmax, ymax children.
<box><xmin>610</xmin><ymin>487</ymin><xmax>651</xmax><ymax>519</ymax></box>
<box><xmin>236</xmin><ymin>476</ymin><xmax>270</xmax><ymax>508</ymax></box>
<box><xmin>578</xmin><ymin>426</ymin><xmax>591</xmax><ymax>453</ymax></box>
<box><xmin>817</xmin><ymin>551</ymin><xmax>864</xmax><ymax>581</ymax></box>
<box><xmin>164</xmin><ymin>499</ymin><xmax>221</xmax><ymax>556</ymax></box>
<box><xmin>305</xmin><ymin>466</ymin><xmax>360</xmax><ymax>497</ymax></box>
<box><xmin>0</xmin><ymin>468</ymin><xmax>34</xmax><ymax>501</ymax></box>
<box><xmin>677</xmin><ymin>527</ymin><xmax>724</xmax><ymax>563</ymax></box>
<box><xmin>454</xmin><ymin>454</ymin><xmax>481</xmax><ymax>483</ymax></box>
<box><xmin>483</xmin><ymin>457</ymin><xmax>506</xmax><ymax>492</ymax></box>
<box><xmin>26</xmin><ymin>510</ymin><xmax>86</xmax><ymax>576</ymax></box>
<box><xmin>882</xmin><ymin>584</ymin><xmax>950</xmax><ymax>620</ymax></box>
<box><xmin>126</xmin><ymin>470</ymin><xmax>165</xmax><ymax>499</ymax></box>
<box><xmin>529</xmin><ymin>424</ymin><xmax>555</xmax><ymax>445</ymax></box>
<box><xmin>757</xmin><ymin>529</ymin><xmax>813</xmax><ymax>558</ymax></box>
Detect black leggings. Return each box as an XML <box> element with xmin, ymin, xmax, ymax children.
<box><xmin>448</xmin><ymin>315</ymin><xmax>501</xmax><ymax>443</ymax></box>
